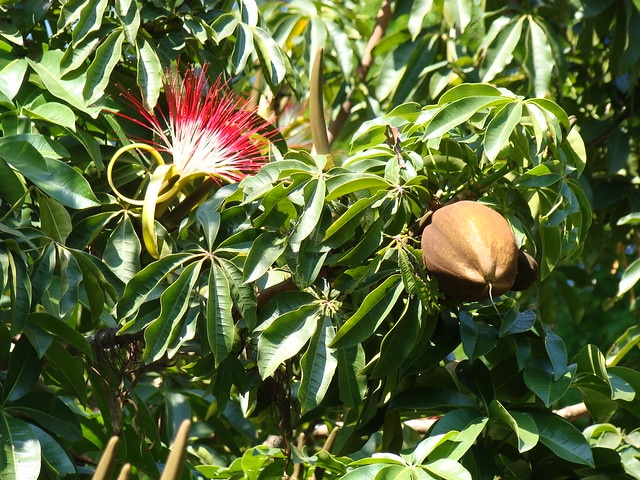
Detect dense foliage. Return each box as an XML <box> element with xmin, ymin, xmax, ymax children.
<box><xmin>1</xmin><ymin>0</ymin><xmax>640</xmax><ymax>478</ymax></box>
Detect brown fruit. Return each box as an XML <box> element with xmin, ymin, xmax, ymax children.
<box><xmin>511</xmin><ymin>250</ymin><xmax>539</xmax><ymax>291</ymax></box>
<box><xmin>421</xmin><ymin>200</ymin><xmax>518</xmax><ymax>302</ymax></box>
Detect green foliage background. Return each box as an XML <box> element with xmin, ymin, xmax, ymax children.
<box><xmin>1</xmin><ymin>0</ymin><xmax>640</xmax><ymax>478</ymax></box>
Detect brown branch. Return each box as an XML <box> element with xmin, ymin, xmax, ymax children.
<box><xmin>327</xmin><ymin>0</ymin><xmax>393</xmax><ymax>144</ymax></box>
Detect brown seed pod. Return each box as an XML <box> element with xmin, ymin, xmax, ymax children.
<box><xmin>421</xmin><ymin>200</ymin><xmax>519</xmax><ymax>302</ymax></box>
<box><xmin>511</xmin><ymin>250</ymin><xmax>539</xmax><ymax>291</ymax></box>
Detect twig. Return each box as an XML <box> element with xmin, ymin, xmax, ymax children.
<box><xmin>327</xmin><ymin>0</ymin><xmax>393</xmax><ymax>144</ymax></box>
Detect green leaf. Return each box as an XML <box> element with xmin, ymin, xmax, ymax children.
<box><xmin>324</xmin><ymin>174</ymin><xmax>391</xmax><ymax>201</ymax></box>
<box><xmin>218</xmin><ymin>257</ymin><xmax>257</xmax><ymax>331</ymax></box>
<box><xmin>103</xmin><ymin>214</ymin><xmax>141</xmax><ymax>283</ymax></box>
<box><xmin>331</xmin><ymin>275</ymin><xmax>404</xmax><ymax>348</ymax></box>
<box><xmin>483</xmin><ymin>101</ymin><xmax>523</xmax><ymax>161</ymax></box>
<box><xmin>371</xmin><ymin>299</ymin><xmax>420</xmax><ymax>378</ymax></box>
<box><xmin>323</xmin><ymin>192</ymin><xmax>385</xmax><ymax>243</ymax></box>
<box><xmin>481</xmin><ymin>16</ymin><xmax>525</xmax><ymax>83</ymax></box>
<box><xmin>0</xmin><ymin>58</ymin><xmax>28</xmax><ymax>100</ymax></box>
<box><xmin>68</xmin><ymin>248</ymin><xmax>117</xmax><ymax>321</ymax></box>
<box><xmin>196</xmin><ymin>203</ymin><xmax>221</xmax><ymax>251</ymax></box>
<box><xmin>455</xmin><ymin>360</ymin><xmax>495</xmax><ymax>411</ymax></box>
<box><xmin>23</xmin><ymin>103</ymin><xmax>76</xmax><ymax>130</ymax></box>
<box><xmin>0</xmin><ymin>139</ymin><xmax>99</xmax><ymax>209</ymax></box>
<box><xmin>71</xmin><ymin>0</ymin><xmax>108</xmax><ymax>44</ymax></box>
<box><xmin>84</xmin><ymin>30</ymin><xmax>125</xmax><ymax>104</ymax></box>
<box><xmin>251</xmin><ymin>24</ymin><xmax>289</xmax><ymax>89</ymax></box>
<box><xmin>28</xmin><ymin>312</ymin><xmax>92</xmax><ymax>358</ymax></box>
<box><xmin>136</xmin><ymin>37</ymin><xmax>163</xmax><ymax>109</ymax></box>
<box><xmin>388</xmin><ymin>387</ymin><xmax>478</xmax><ymax>413</ymax></box>
<box><xmin>424</xmin><ymin>458</ymin><xmax>472</xmax><ymax>480</ymax></box>
<box><xmin>499</xmin><ymin>309</ymin><xmax>536</xmax><ymax>336</ymax></box>
<box><xmin>290</xmin><ymin>177</ymin><xmax>326</xmax><ymax>251</ymax></box>
<box><xmin>26</xmin><ymin>50</ymin><xmax>102</xmax><ymax>117</ymax></box>
<box><xmin>115</xmin><ymin>0</ymin><xmax>141</xmax><ymax>44</ymax></box>
<box><xmin>7</xmin><ymin>391</ymin><xmax>82</xmax><ymax>441</ymax></box>
<box><xmin>7</xmin><ymin>249</ymin><xmax>32</xmax><ymax>334</ymax></box>
<box><xmin>529</xmin><ymin>412</ymin><xmax>595</xmax><ymax>467</ymax></box>
<box><xmin>41</xmin><ymin>340</ymin><xmax>88</xmax><ymax>404</ymax></box>
<box><xmin>523</xmin><ymin>358</ymin><xmax>572</xmax><ymax>407</ymax></box>
<box><xmin>0</xmin><ymin>157</ymin><xmax>26</xmax><ymax>205</ymax></box>
<box><xmin>527</xmin><ymin>17</ymin><xmax>555</xmax><ymax>97</ymax></box>
<box><xmin>488</xmin><ymin>401</ymin><xmax>538</xmax><ymax>452</ymax></box>
<box><xmin>411</xmin><ymin>431</ymin><xmax>459</xmax><ymax>465</ymax></box>
<box><xmin>4</xmin><ymin>336</ymin><xmax>41</xmax><ymax>403</ymax></box>
<box><xmin>298</xmin><ymin>315</ymin><xmax>338</xmax><ymax>413</ymax></box>
<box><xmin>258</xmin><ymin>304</ymin><xmax>320</xmax><ymax>378</ymax></box>
<box><xmin>144</xmin><ymin>260</ymin><xmax>203</xmax><ymax>362</ymax></box>
<box><xmin>118</xmin><ymin>253</ymin><xmax>199</xmax><ymax>320</ymax></box>
<box><xmin>429</xmin><ymin>409</ymin><xmax>488</xmax><ymax>461</ymax></box>
<box><xmin>408</xmin><ymin>0</ymin><xmax>434</xmax><ymax>40</ymax></box>
<box><xmin>459</xmin><ymin>311</ymin><xmax>499</xmax><ymax>361</ymax></box>
<box><xmin>232</xmin><ymin>22</ymin><xmax>254</xmax><ymax>73</ymax></box>
<box><xmin>28</xmin><ymin>423</ymin><xmax>75</xmax><ymax>478</ymax></box>
<box><xmin>617</xmin><ymin>257</ymin><xmax>640</xmax><ymax>296</ymax></box>
<box><xmin>243</xmin><ymin>231</ymin><xmax>287</xmax><ymax>283</ymax></box>
<box><xmin>543</xmin><ymin>324</ymin><xmax>568</xmax><ymax>380</ymax></box>
<box><xmin>424</xmin><ymin>95</ymin><xmax>507</xmax><ymax>140</ymax></box>
<box><xmin>206</xmin><ymin>263</ymin><xmax>235</xmax><ymax>366</ymax></box>
<box><xmin>337</xmin><ymin>344</ymin><xmax>367</xmax><ymax>409</ymax></box>
<box><xmin>0</xmin><ymin>415</ymin><xmax>41</xmax><ymax>480</ymax></box>
<box><xmin>606</xmin><ymin>325</ymin><xmax>640</xmax><ymax>367</ymax></box>
<box><xmin>37</xmin><ymin>194</ymin><xmax>72</xmax><ymax>243</ymax></box>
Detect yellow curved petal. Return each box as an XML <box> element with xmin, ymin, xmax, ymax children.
<box><xmin>107</xmin><ymin>143</ymin><xmax>166</xmax><ymax>205</ymax></box>
<box><xmin>142</xmin><ymin>164</ymin><xmax>176</xmax><ymax>258</ymax></box>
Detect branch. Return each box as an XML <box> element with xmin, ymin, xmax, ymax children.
<box><xmin>327</xmin><ymin>0</ymin><xmax>393</xmax><ymax>144</ymax></box>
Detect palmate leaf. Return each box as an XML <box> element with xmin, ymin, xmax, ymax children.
<box><xmin>0</xmin><ymin>139</ymin><xmax>99</xmax><ymax>209</ymax></box>
<box><xmin>3</xmin><ymin>336</ymin><xmax>41</xmax><ymax>403</ymax></box>
<box><xmin>298</xmin><ymin>315</ymin><xmax>338</xmax><ymax>413</ymax></box>
<box><xmin>331</xmin><ymin>274</ymin><xmax>404</xmax><ymax>348</ymax></box>
<box><xmin>337</xmin><ymin>344</ymin><xmax>367</xmax><ymax>409</ymax></box>
<box><xmin>0</xmin><ymin>414</ymin><xmax>41</xmax><ymax>480</ymax></box>
<box><xmin>6</xmin><ymin>391</ymin><xmax>82</xmax><ymax>442</ymax></box>
<box><xmin>480</xmin><ymin>16</ymin><xmax>525</xmax><ymax>83</ymax></box>
<box><xmin>136</xmin><ymin>37</ymin><xmax>162</xmax><ymax>109</ymax></box>
<box><xmin>488</xmin><ymin>400</ymin><xmax>539</xmax><ymax>453</ymax></box>
<box><xmin>206</xmin><ymin>263</ymin><xmax>235</xmax><ymax>366</ymax></box>
<box><xmin>529</xmin><ymin>411</ymin><xmax>595</xmax><ymax>467</ymax></box>
<box><xmin>243</xmin><ymin>231</ymin><xmax>287</xmax><ymax>283</ymax></box>
<box><xmin>371</xmin><ymin>298</ymin><xmax>420</xmax><ymax>378</ymax></box>
<box><xmin>84</xmin><ymin>29</ymin><xmax>125</xmax><ymax>104</ymax></box>
<box><xmin>103</xmin><ymin>213</ymin><xmax>141</xmax><ymax>284</ymax></box>
<box><xmin>290</xmin><ymin>177</ymin><xmax>326</xmax><ymax>251</ymax></box>
<box><xmin>483</xmin><ymin>101</ymin><xmax>523</xmax><ymax>161</ymax></box>
<box><xmin>217</xmin><ymin>257</ymin><xmax>257</xmax><ymax>331</ymax></box>
<box><xmin>423</xmin><ymin>95</ymin><xmax>509</xmax><ymax>141</ymax></box>
<box><xmin>26</xmin><ymin>50</ymin><xmax>102</xmax><ymax>117</ymax></box>
<box><xmin>6</xmin><ymin>248</ymin><xmax>31</xmax><ymax>335</ymax></box>
<box><xmin>143</xmin><ymin>260</ymin><xmax>204</xmax><ymax>362</ymax></box>
<box><xmin>258</xmin><ymin>304</ymin><xmax>321</xmax><ymax>378</ymax></box>
<box><xmin>118</xmin><ymin>253</ymin><xmax>201</xmax><ymax>321</ymax></box>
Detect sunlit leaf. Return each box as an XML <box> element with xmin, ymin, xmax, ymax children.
<box><xmin>529</xmin><ymin>412</ymin><xmax>595</xmax><ymax>467</ymax></box>
<box><xmin>331</xmin><ymin>275</ymin><xmax>404</xmax><ymax>348</ymax></box>
<box><xmin>84</xmin><ymin>30</ymin><xmax>125</xmax><ymax>104</ymax></box>
<box><xmin>0</xmin><ymin>415</ymin><xmax>41</xmax><ymax>480</ymax></box>
<box><xmin>298</xmin><ymin>315</ymin><xmax>338</xmax><ymax>413</ymax></box>
<box><xmin>144</xmin><ymin>260</ymin><xmax>203</xmax><ymax>362</ymax></box>
<box><xmin>258</xmin><ymin>304</ymin><xmax>320</xmax><ymax>378</ymax></box>
<box><xmin>206</xmin><ymin>263</ymin><xmax>235</xmax><ymax>366</ymax></box>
